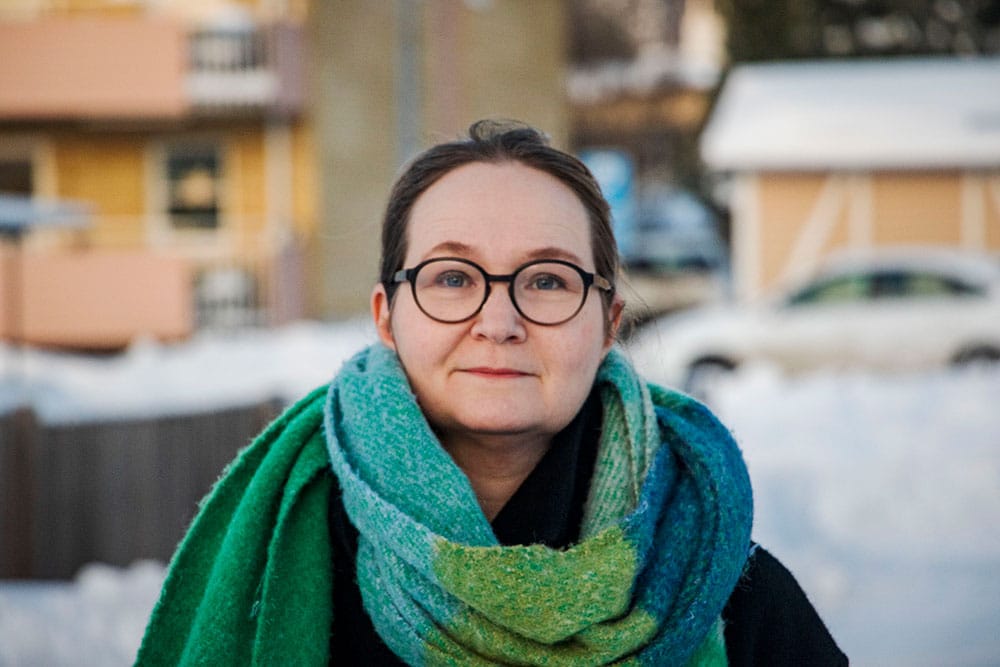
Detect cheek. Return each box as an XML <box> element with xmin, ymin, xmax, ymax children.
<box><xmin>393</xmin><ymin>322</ymin><xmax>433</xmax><ymax>367</ymax></box>
<box><xmin>389</xmin><ymin>302</ymin><xmax>461</xmax><ymax>371</ymax></box>
<box><xmin>579</xmin><ymin>305</ymin><xmax>612</xmax><ymax>351</ymax></box>
<box><xmin>548</xmin><ymin>314</ymin><xmax>608</xmax><ymax>377</ymax></box>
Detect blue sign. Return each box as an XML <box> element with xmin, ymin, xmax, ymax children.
<box><xmin>578</xmin><ymin>149</ymin><xmax>636</xmax><ymax>258</ymax></box>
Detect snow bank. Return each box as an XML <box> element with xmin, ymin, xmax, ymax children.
<box><xmin>0</xmin><ymin>319</ymin><xmax>376</xmax><ymax>424</ymax></box>
<box><xmin>703</xmin><ymin>363</ymin><xmax>1000</xmax><ymax>666</ymax></box>
<box><xmin>0</xmin><ymin>561</ymin><xmax>165</xmax><ymax>666</ymax></box>
<box><xmin>2</xmin><ymin>321</ymin><xmax>999</xmax><ymax>665</ymax></box>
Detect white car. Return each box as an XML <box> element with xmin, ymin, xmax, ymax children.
<box><xmin>629</xmin><ymin>248</ymin><xmax>1000</xmax><ymax>395</ymax></box>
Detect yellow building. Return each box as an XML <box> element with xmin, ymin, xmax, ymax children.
<box><xmin>701</xmin><ymin>57</ymin><xmax>1000</xmax><ymax>301</ymax></box>
<box><xmin>0</xmin><ymin>0</ymin><xmax>313</xmax><ymax>347</ymax></box>
<box><xmin>0</xmin><ymin>0</ymin><xmax>571</xmax><ymax>345</ymax></box>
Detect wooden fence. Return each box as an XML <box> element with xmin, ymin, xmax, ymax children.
<box><xmin>0</xmin><ymin>400</ymin><xmax>283</xmax><ymax>579</ymax></box>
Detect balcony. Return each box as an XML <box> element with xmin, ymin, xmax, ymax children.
<box><xmin>0</xmin><ymin>16</ymin><xmax>303</xmax><ymax>121</ymax></box>
<box><xmin>186</xmin><ymin>22</ymin><xmax>303</xmax><ymax>115</ymax></box>
<box><xmin>0</xmin><ymin>220</ymin><xmax>307</xmax><ymax>349</ymax></box>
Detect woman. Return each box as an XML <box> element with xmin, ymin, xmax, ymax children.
<box><xmin>137</xmin><ymin>120</ymin><xmax>846</xmax><ymax>665</ymax></box>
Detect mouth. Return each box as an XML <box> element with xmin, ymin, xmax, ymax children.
<box><xmin>460</xmin><ymin>367</ymin><xmax>532</xmax><ymax>379</ymax></box>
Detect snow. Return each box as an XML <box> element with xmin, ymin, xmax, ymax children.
<box><xmin>0</xmin><ymin>318</ymin><xmax>376</xmax><ymax>424</ymax></box>
<box><xmin>0</xmin><ymin>562</ymin><xmax>164</xmax><ymax>667</ymax></box>
<box><xmin>702</xmin><ymin>363</ymin><xmax>1000</xmax><ymax>666</ymax></box>
<box><xmin>2</xmin><ymin>319</ymin><xmax>1000</xmax><ymax>665</ymax></box>
<box><xmin>700</xmin><ymin>57</ymin><xmax>1000</xmax><ymax>171</ymax></box>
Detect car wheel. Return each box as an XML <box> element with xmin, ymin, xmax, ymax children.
<box><xmin>951</xmin><ymin>345</ymin><xmax>1000</xmax><ymax>368</ymax></box>
<box><xmin>682</xmin><ymin>357</ymin><xmax>737</xmax><ymax>401</ymax></box>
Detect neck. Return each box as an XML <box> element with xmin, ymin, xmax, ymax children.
<box><xmin>441</xmin><ymin>432</ymin><xmax>551</xmax><ymax>521</ymax></box>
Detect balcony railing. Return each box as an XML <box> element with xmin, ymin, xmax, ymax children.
<box><xmin>186</xmin><ymin>23</ymin><xmax>303</xmax><ymax>115</ymax></box>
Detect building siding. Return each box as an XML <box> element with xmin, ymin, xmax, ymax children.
<box><xmin>871</xmin><ymin>172</ymin><xmax>963</xmax><ymax>246</ymax></box>
<box><xmin>739</xmin><ymin>170</ymin><xmax>1000</xmax><ymax>298</ymax></box>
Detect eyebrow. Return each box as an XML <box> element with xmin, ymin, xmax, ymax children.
<box><xmin>423</xmin><ymin>241</ymin><xmax>476</xmax><ymax>259</ymax></box>
<box><xmin>524</xmin><ymin>246</ymin><xmax>585</xmax><ymax>265</ymax></box>
<box><xmin>421</xmin><ymin>242</ymin><xmax>586</xmax><ymax>266</ymax></box>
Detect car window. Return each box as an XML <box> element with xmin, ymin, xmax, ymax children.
<box><xmin>787</xmin><ymin>274</ymin><xmax>871</xmax><ymax>306</ymax></box>
<box><xmin>787</xmin><ymin>266</ymin><xmax>988</xmax><ymax>308</ymax></box>
<box><xmin>904</xmin><ymin>272</ymin><xmax>983</xmax><ymax>298</ymax></box>
<box><xmin>872</xmin><ymin>271</ymin><xmax>984</xmax><ymax>299</ymax></box>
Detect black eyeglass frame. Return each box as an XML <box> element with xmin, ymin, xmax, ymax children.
<box><xmin>391</xmin><ymin>256</ymin><xmax>613</xmax><ymax>325</ymax></box>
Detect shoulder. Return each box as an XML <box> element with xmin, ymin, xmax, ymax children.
<box><xmin>258</xmin><ymin>384</ymin><xmax>329</xmax><ymax>443</ymax></box>
<box><xmin>650</xmin><ymin>385</ymin><xmax>738</xmax><ymax>451</ymax></box>
<box><xmin>723</xmin><ymin>545</ymin><xmax>848</xmax><ymax>666</ymax></box>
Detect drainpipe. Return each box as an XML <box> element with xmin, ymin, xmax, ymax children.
<box><xmin>395</xmin><ymin>0</ymin><xmax>423</xmax><ymax>166</ymax></box>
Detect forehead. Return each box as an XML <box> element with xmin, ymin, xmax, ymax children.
<box><xmin>405</xmin><ymin>161</ymin><xmax>593</xmax><ymax>266</ymax></box>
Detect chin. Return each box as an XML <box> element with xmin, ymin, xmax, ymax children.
<box><xmin>461</xmin><ymin>418</ymin><xmax>538</xmax><ymax>436</ymax></box>
<box><xmin>451</xmin><ymin>411</ymin><xmax>548</xmax><ymax>438</ymax></box>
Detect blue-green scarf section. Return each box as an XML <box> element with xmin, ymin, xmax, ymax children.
<box><xmin>136</xmin><ymin>344</ymin><xmax>752</xmax><ymax>666</ymax></box>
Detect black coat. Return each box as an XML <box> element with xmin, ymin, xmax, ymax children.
<box><xmin>328</xmin><ymin>391</ymin><xmax>847</xmax><ymax>665</ymax></box>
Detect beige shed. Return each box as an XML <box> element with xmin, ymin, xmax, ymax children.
<box><xmin>701</xmin><ymin>57</ymin><xmax>1000</xmax><ymax>300</ymax></box>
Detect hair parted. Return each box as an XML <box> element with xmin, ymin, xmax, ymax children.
<box><xmin>378</xmin><ymin>119</ymin><xmax>619</xmax><ymax>311</ymax></box>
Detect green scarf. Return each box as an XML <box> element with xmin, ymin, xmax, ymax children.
<box><xmin>136</xmin><ymin>344</ymin><xmax>752</xmax><ymax>666</ymax></box>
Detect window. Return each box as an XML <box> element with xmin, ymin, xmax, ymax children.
<box><xmin>0</xmin><ymin>159</ymin><xmax>32</xmax><ymax>196</ymax></box>
<box><xmin>788</xmin><ymin>274</ymin><xmax>871</xmax><ymax>306</ymax></box>
<box><xmin>900</xmin><ymin>272</ymin><xmax>983</xmax><ymax>298</ymax></box>
<box><xmin>166</xmin><ymin>143</ymin><xmax>221</xmax><ymax>230</ymax></box>
<box><xmin>871</xmin><ymin>271</ymin><xmax>908</xmax><ymax>299</ymax></box>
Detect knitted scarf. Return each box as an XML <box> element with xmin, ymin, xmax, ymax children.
<box><xmin>136</xmin><ymin>344</ymin><xmax>752</xmax><ymax>666</ymax></box>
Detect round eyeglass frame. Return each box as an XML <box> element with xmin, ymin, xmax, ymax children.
<box><xmin>391</xmin><ymin>257</ymin><xmax>613</xmax><ymax>326</ymax></box>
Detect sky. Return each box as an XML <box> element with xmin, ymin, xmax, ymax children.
<box><xmin>1</xmin><ymin>319</ymin><xmax>999</xmax><ymax>665</ymax></box>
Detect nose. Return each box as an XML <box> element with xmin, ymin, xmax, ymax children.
<box><xmin>469</xmin><ymin>284</ymin><xmax>526</xmax><ymax>343</ymax></box>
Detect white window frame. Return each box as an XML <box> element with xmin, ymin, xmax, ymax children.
<box><xmin>147</xmin><ymin>136</ymin><xmax>231</xmax><ymax>253</ymax></box>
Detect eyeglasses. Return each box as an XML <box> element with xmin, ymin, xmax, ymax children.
<box><xmin>392</xmin><ymin>257</ymin><xmax>613</xmax><ymax>325</ymax></box>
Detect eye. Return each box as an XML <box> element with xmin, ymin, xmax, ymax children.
<box><xmin>433</xmin><ymin>269</ymin><xmax>474</xmax><ymax>289</ymax></box>
<box><xmin>528</xmin><ymin>273</ymin><xmax>568</xmax><ymax>291</ymax></box>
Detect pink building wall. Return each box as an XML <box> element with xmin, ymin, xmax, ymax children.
<box><xmin>0</xmin><ymin>249</ymin><xmax>193</xmax><ymax>349</ymax></box>
<box><xmin>0</xmin><ymin>17</ymin><xmax>188</xmax><ymax>120</ymax></box>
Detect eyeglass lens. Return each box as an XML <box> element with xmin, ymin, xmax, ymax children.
<box><xmin>412</xmin><ymin>259</ymin><xmax>588</xmax><ymax>324</ymax></box>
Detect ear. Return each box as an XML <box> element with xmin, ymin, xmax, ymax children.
<box><xmin>603</xmin><ymin>295</ymin><xmax>625</xmax><ymax>353</ymax></box>
<box><xmin>371</xmin><ymin>283</ymin><xmax>396</xmax><ymax>350</ymax></box>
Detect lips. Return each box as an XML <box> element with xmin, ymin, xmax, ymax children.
<box><xmin>461</xmin><ymin>367</ymin><xmax>532</xmax><ymax>378</ymax></box>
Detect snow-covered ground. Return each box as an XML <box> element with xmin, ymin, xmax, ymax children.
<box><xmin>706</xmin><ymin>363</ymin><xmax>1000</xmax><ymax>666</ymax></box>
<box><xmin>2</xmin><ymin>320</ymin><xmax>999</xmax><ymax>665</ymax></box>
<box><xmin>0</xmin><ymin>319</ymin><xmax>375</xmax><ymax>424</ymax></box>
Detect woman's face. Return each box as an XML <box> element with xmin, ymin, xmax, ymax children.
<box><xmin>372</xmin><ymin>161</ymin><xmax>621</xmax><ymax>445</ymax></box>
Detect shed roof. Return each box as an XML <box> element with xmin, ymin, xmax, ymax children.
<box><xmin>700</xmin><ymin>57</ymin><xmax>1000</xmax><ymax>171</ymax></box>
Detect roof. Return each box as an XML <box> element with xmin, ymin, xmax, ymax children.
<box><xmin>700</xmin><ymin>57</ymin><xmax>1000</xmax><ymax>171</ymax></box>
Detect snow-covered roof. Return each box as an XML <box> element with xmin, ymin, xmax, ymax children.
<box><xmin>566</xmin><ymin>51</ymin><xmax>720</xmax><ymax>105</ymax></box>
<box><xmin>700</xmin><ymin>57</ymin><xmax>1000</xmax><ymax>171</ymax></box>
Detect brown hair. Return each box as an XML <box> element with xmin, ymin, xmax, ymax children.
<box><xmin>378</xmin><ymin>119</ymin><xmax>619</xmax><ymax>312</ymax></box>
